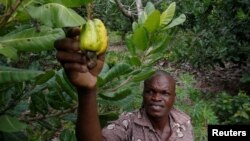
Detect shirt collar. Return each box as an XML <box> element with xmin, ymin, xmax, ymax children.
<box><xmin>134</xmin><ymin>107</ymin><xmax>190</xmax><ymax>129</ymax></box>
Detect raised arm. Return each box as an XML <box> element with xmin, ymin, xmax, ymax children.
<box><xmin>54</xmin><ymin>27</ymin><xmax>105</xmax><ymax>141</ymax></box>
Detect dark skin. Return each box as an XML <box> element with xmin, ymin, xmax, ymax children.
<box><xmin>143</xmin><ymin>73</ymin><xmax>176</xmax><ymax>140</ymax></box>
<box><xmin>55</xmin><ymin>28</ymin><xmax>176</xmax><ymax>141</ymax></box>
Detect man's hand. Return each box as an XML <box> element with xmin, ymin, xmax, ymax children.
<box><xmin>54</xmin><ymin>27</ymin><xmax>105</xmax><ymax>89</ymax></box>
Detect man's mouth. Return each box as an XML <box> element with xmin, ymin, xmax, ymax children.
<box><xmin>151</xmin><ymin>105</ymin><xmax>162</xmax><ymax>110</ymax></box>
<box><xmin>149</xmin><ymin>104</ymin><xmax>164</xmax><ymax>110</ymax></box>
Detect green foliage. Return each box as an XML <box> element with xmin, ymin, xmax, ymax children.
<box><xmin>0</xmin><ymin>69</ymin><xmax>78</xmax><ymax>140</ymax></box>
<box><xmin>27</xmin><ymin>3</ymin><xmax>85</xmax><ymax>28</ymax></box>
<box><xmin>0</xmin><ymin>0</ymin><xmax>91</xmax><ymax>139</ymax></box>
<box><xmin>0</xmin><ymin>1</ymin><xmax>186</xmax><ymax>140</ymax></box>
<box><xmin>160</xmin><ymin>2</ymin><xmax>176</xmax><ymax>26</ymax></box>
<box><xmin>108</xmin><ymin>31</ymin><xmax>123</xmax><ymax>45</ymax></box>
<box><xmin>0</xmin><ymin>115</ymin><xmax>26</xmax><ymax>132</ymax></box>
<box><xmin>162</xmin><ymin>0</ymin><xmax>250</xmax><ymax>68</ymax></box>
<box><xmin>0</xmin><ymin>26</ymin><xmax>64</xmax><ymax>56</ymax></box>
<box><xmin>60</xmin><ymin>129</ymin><xmax>77</xmax><ymax>141</ymax></box>
<box><xmin>95</xmin><ymin>2</ymin><xmax>187</xmax><ymax>126</ymax></box>
<box><xmin>212</xmin><ymin>91</ymin><xmax>250</xmax><ymax>124</ymax></box>
<box><xmin>45</xmin><ymin>0</ymin><xmax>92</xmax><ymax>7</ymax></box>
<box><xmin>240</xmin><ymin>72</ymin><xmax>250</xmax><ymax>84</ymax></box>
<box><xmin>93</xmin><ymin>0</ymin><xmax>132</xmax><ymax>33</ymax></box>
<box><xmin>126</xmin><ymin>1</ymin><xmax>185</xmax><ymax>68</ymax></box>
<box><xmin>0</xmin><ymin>66</ymin><xmax>42</xmax><ymax>84</ymax></box>
<box><xmin>175</xmin><ymin>73</ymin><xmax>218</xmax><ymax>141</ymax></box>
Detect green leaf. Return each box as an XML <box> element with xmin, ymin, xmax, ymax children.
<box><xmin>0</xmin><ymin>132</ymin><xmax>27</xmax><ymax>141</ymax></box>
<box><xmin>133</xmin><ymin>27</ymin><xmax>148</xmax><ymax>51</ymax></box>
<box><xmin>166</xmin><ymin>14</ymin><xmax>186</xmax><ymax>29</ymax></box>
<box><xmin>0</xmin><ymin>66</ymin><xmax>43</xmax><ymax>84</ymax></box>
<box><xmin>144</xmin><ymin>2</ymin><xmax>155</xmax><ymax>15</ymax></box>
<box><xmin>35</xmin><ymin>70</ymin><xmax>55</xmax><ymax>85</ymax></box>
<box><xmin>144</xmin><ymin>53</ymin><xmax>163</xmax><ymax>67</ymax></box>
<box><xmin>8</xmin><ymin>0</ymin><xmax>41</xmax><ymax>23</ymax></box>
<box><xmin>144</xmin><ymin>10</ymin><xmax>161</xmax><ymax>32</ymax></box>
<box><xmin>0</xmin><ymin>26</ymin><xmax>65</xmax><ymax>52</ymax></box>
<box><xmin>129</xmin><ymin>56</ymin><xmax>141</xmax><ymax>66</ymax></box>
<box><xmin>45</xmin><ymin>0</ymin><xmax>92</xmax><ymax>7</ymax></box>
<box><xmin>0</xmin><ymin>115</ymin><xmax>26</xmax><ymax>132</ymax></box>
<box><xmin>98</xmin><ymin>89</ymin><xmax>135</xmax><ymax>108</ymax></box>
<box><xmin>99</xmin><ymin>63</ymin><xmax>110</xmax><ymax>77</ymax></box>
<box><xmin>37</xmin><ymin>120</ymin><xmax>54</xmax><ymax>130</ymax></box>
<box><xmin>27</xmin><ymin>3</ymin><xmax>85</xmax><ymax>28</ymax></box>
<box><xmin>132</xmin><ymin>68</ymin><xmax>155</xmax><ymax>82</ymax></box>
<box><xmin>240</xmin><ymin>73</ymin><xmax>250</xmax><ymax>83</ymax></box>
<box><xmin>99</xmin><ymin>89</ymin><xmax>132</xmax><ymax>101</ymax></box>
<box><xmin>56</xmin><ymin>72</ymin><xmax>77</xmax><ymax>100</ymax></box>
<box><xmin>30</xmin><ymin>93</ymin><xmax>48</xmax><ymax>115</ymax></box>
<box><xmin>132</xmin><ymin>21</ymin><xmax>139</xmax><ymax>32</ymax></box>
<box><xmin>150</xmin><ymin>34</ymin><xmax>171</xmax><ymax>54</ymax></box>
<box><xmin>0</xmin><ymin>0</ymin><xmax>8</xmax><ymax>6</ymax></box>
<box><xmin>99</xmin><ymin>112</ymin><xmax>119</xmax><ymax>128</ymax></box>
<box><xmin>138</xmin><ymin>12</ymin><xmax>147</xmax><ymax>24</ymax></box>
<box><xmin>125</xmin><ymin>34</ymin><xmax>136</xmax><ymax>55</ymax></box>
<box><xmin>97</xmin><ymin>63</ymin><xmax>109</xmax><ymax>87</ymax></box>
<box><xmin>104</xmin><ymin>63</ymin><xmax>133</xmax><ymax>82</ymax></box>
<box><xmin>0</xmin><ymin>44</ymin><xmax>18</xmax><ymax>60</ymax></box>
<box><xmin>60</xmin><ymin>129</ymin><xmax>75</xmax><ymax>141</ymax></box>
<box><xmin>160</xmin><ymin>2</ymin><xmax>176</xmax><ymax>26</ymax></box>
<box><xmin>46</xmin><ymin>88</ymin><xmax>71</xmax><ymax>110</ymax></box>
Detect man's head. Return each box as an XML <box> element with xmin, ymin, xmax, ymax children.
<box><xmin>142</xmin><ymin>70</ymin><xmax>176</xmax><ymax>119</ymax></box>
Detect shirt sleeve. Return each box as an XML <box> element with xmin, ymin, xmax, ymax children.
<box><xmin>102</xmin><ymin>113</ymin><xmax>132</xmax><ymax>141</ymax></box>
<box><xmin>184</xmin><ymin>120</ymin><xmax>194</xmax><ymax>141</ymax></box>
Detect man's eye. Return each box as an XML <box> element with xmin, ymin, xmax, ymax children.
<box><xmin>162</xmin><ymin>92</ymin><xmax>170</xmax><ymax>96</ymax></box>
<box><xmin>146</xmin><ymin>90</ymin><xmax>153</xmax><ymax>94</ymax></box>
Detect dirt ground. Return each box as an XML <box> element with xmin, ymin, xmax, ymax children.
<box><xmin>109</xmin><ymin>45</ymin><xmax>250</xmax><ymax>95</ymax></box>
<box><xmin>162</xmin><ymin>60</ymin><xmax>250</xmax><ymax>95</ymax></box>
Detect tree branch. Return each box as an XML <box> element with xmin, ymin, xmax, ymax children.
<box><xmin>0</xmin><ymin>0</ymin><xmax>23</xmax><ymax>27</ymax></box>
<box><xmin>20</xmin><ymin>105</ymin><xmax>78</xmax><ymax>122</ymax></box>
<box><xmin>135</xmin><ymin>0</ymin><xmax>143</xmax><ymax>17</ymax></box>
<box><xmin>0</xmin><ymin>92</ymin><xmax>24</xmax><ymax>116</ymax></box>
<box><xmin>114</xmin><ymin>0</ymin><xmax>134</xmax><ymax>21</ymax></box>
<box><xmin>154</xmin><ymin>0</ymin><xmax>163</xmax><ymax>6</ymax></box>
<box><xmin>0</xmin><ymin>100</ymin><xmax>19</xmax><ymax>115</ymax></box>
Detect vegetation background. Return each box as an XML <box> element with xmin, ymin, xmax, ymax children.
<box><xmin>0</xmin><ymin>0</ymin><xmax>249</xmax><ymax>141</ymax></box>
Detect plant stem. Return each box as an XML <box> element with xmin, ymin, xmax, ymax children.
<box><xmin>0</xmin><ymin>0</ymin><xmax>23</xmax><ymax>27</ymax></box>
<box><xmin>0</xmin><ymin>92</ymin><xmax>23</xmax><ymax>115</ymax></box>
<box><xmin>20</xmin><ymin>105</ymin><xmax>78</xmax><ymax>122</ymax></box>
<box><xmin>110</xmin><ymin>76</ymin><xmax>132</xmax><ymax>92</ymax></box>
<box><xmin>86</xmin><ymin>3</ymin><xmax>93</xmax><ymax>20</ymax></box>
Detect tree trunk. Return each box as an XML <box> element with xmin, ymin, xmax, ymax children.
<box><xmin>114</xmin><ymin>0</ymin><xmax>144</xmax><ymax>21</ymax></box>
<box><xmin>135</xmin><ymin>0</ymin><xmax>143</xmax><ymax>17</ymax></box>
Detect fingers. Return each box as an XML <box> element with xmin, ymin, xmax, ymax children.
<box><xmin>54</xmin><ymin>26</ymin><xmax>106</xmax><ymax>76</ymax></box>
<box><xmin>88</xmin><ymin>53</ymin><xmax>105</xmax><ymax>76</ymax></box>
<box><xmin>54</xmin><ymin>38</ymin><xmax>80</xmax><ymax>52</ymax></box>
<box><xmin>66</xmin><ymin>27</ymin><xmax>81</xmax><ymax>38</ymax></box>
<box><xmin>56</xmin><ymin>51</ymin><xmax>86</xmax><ymax>64</ymax></box>
<box><xmin>64</xmin><ymin>63</ymin><xmax>88</xmax><ymax>73</ymax></box>
<box><xmin>97</xmin><ymin>53</ymin><xmax>105</xmax><ymax>62</ymax></box>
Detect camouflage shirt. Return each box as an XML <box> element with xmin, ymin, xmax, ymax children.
<box><xmin>102</xmin><ymin>108</ymin><xmax>194</xmax><ymax>141</ymax></box>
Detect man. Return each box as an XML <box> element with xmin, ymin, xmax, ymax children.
<box><xmin>55</xmin><ymin>28</ymin><xmax>194</xmax><ymax>141</ymax></box>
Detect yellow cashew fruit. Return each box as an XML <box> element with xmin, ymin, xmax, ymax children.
<box><xmin>80</xmin><ymin>19</ymin><xmax>108</xmax><ymax>55</ymax></box>
<box><xmin>94</xmin><ymin>19</ymin><xmax>108</xmax><ymax>55</ymax></box>
<box><xmin>80</xmin><ymin>20</ymin><xmax>99</xmax><ymax>52</ymax></box>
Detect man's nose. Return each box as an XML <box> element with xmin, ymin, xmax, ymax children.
<box><xmin>151</xmin><ymin>93</ymin><xmax>162</xmax><ymax>101</ymax></box>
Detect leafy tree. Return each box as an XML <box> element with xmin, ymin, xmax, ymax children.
<box><xmin>0</xmin><ymin>0</ymin><xmax>185</xmax><ymax>140</ymax></box>
<box><xmin>162</xmin><ymin>0</ymin><xmax>250</xmax><ymax>69</ymax></box>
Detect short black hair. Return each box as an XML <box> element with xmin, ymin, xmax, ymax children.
<box><xmin>143</xmin><ymin>70</ymin><xmax>174</xmax><ymax>86</ymax></box>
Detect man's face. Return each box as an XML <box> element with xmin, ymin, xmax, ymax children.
<box><xmin>143</xmin><ymin>75</ymin><xmax>176</xmax><ymax>119</ymax></box>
